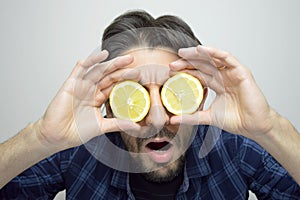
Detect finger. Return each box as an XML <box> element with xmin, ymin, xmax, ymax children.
<box><xmin>97</xmin><ymin>68</ymin><xmax>140</xmax><ymax>90</ymax></box>
<box><xmin>82</xmin><ymin>50</ymin><xmax>109</xmax><ymax>69</ymax></box>
<box><xmin>175</xmin><ymin>69</ymin><xmax>224</xmax><ymax>94</ymax></box>
<box><xmin>83</xmin><ymin>54</ymin><xmax>134</xmax><ymax>83</ymax></box>
<box><xmin>210</xmin><ymin>57</ymin><xmax>224</xmax><ymax>68</ymax></box>
<box><xmin>178</xmin><ymin>46</ymin><xmax>212</xmax><ymax>63</ymax></box>
<box><xmin>174</xmin><ymin>46</ymin><xmax>220</xmax><ymax>75</ymax></box>
<box><xmin>169</xmin><ymin>59</ymin><xmax>195</xmax><ymax>71</ymax></box>
<box><xmin>199</xmin><ymin>46</ymin><xmax>241</xmax><ymax>68</ymax></box>
<box><xmin>170</xmin><ymin>58</ymin><xmax>218</xmax><ymax>75</ymax></box>
<box><xmin>95</xmin><ymin>82</ymin><xmax>121</xmax><ymax>107</ymax></box>
<box><xmin>170</xmin><ymin>110</ymin><xmax>212</xmax><ymax>125</ymax></box>
<box><xmin>101</xmin><ymin>118</ymin><xmax>141</xmax><ymax>133</ymax></box>
<box><xmin>169</xmin><ymin>69</ymin><xmax>209</xmax><ymax>87</ymax></box>
<box><xmin>94</xmin><ymin>84</ymin><xmax>114</xmax><ymax>107</ymax></box>
<box><xmin>69</xmin><ymin>60</ymin><xmax>87</xmax><ymax>79</ymax></box>
<box><xmin>69</xmin><ymin>50</ymin><xmax>109</xmax><ymax>79</ymax></box>
<box><xmin>77</xmin><ymin>114</ymin><xmax>141</xmax><ymax>143</ymax></box>
<box><xmin>94</xmin><ymin>90</ymin><xmax>107</xmax><ymax>107</ymax></box>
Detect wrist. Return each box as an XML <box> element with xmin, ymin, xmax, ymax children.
<box><xmin>252</xmin><ymin>110</ymin><xmax>295</xmax><ymax>156</ymax></box>
<box><xmin>33</xmin><ymin>119</ymin><xmax>65</xmax><ymax>155</ymax></box>
<box><xmin>250</xmin><ymin>109</ymin><xmax>280</xmax><ymax>139</ymax></box>
<box><xmin>250</xmin><ymin>110</ymin><xmax>300</xmax><ymax>184</ymax></box>
<box><xmin>0</xmin><ymin>122</ymin><xmax>54</xmax><ymax>188</ymax></box>
<box><xmin>265</xmin><ymin>110</ymin><xmax>282</xmax><ymax>135</ymax></box>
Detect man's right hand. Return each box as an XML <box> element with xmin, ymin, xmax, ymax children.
<box><xmin>1</xmin><ymin>49</ymin><xmax>142</xmax><ymax>188</ymax></box>
<box><xmin>35</xmin><ymin>50</ymin><xmax>141</xmax><ymax>152</ymax></box>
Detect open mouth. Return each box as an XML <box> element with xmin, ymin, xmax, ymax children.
<box><xmin>145</xmin><ymin>138</ymin><xmax>174</xmax><ymax>163</ymax></box>
<box><xmin>146</xmin><ymin>141</ymin><xmax>172</xmax><ymax>151</ymax></box>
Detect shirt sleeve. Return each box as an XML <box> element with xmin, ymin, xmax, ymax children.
<box><xmin>0</xmin><ymin>149</ymin><xmax>72</xmax><ymax>200</ymax></box>
<box><xmin>239</xmin><ymin>137</ymin><xmax>300</xmax><ymax>199</ymax></box>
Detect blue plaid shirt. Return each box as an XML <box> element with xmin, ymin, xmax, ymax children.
<box><xmin>1</xmin><ymin>125</ymin><xmax>300</xmax><ymax>199</ymax></box>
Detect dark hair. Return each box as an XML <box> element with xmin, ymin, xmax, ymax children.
<box><xmin>101</xmin><ymin>10</ymin><xmax>201</xmax><ymax>60</ymax></box>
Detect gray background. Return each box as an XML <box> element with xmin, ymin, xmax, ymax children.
<box><xmin>1</xmin><ymin>1</ymin><xmax>299</xmax><ymax>199</ymax></box>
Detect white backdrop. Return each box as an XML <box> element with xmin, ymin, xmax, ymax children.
<box><xmin>1</xmin><ymin>1</ymin><xmax>299</xmax><ymax>199</ymax></box>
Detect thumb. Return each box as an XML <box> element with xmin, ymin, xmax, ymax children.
<box><xmin>170</xmin><ymin>111</ymin><xmax>212</xmax><ymax>125</ymax></box>
<box><xmin>101</xmin><ymin>118</ymin><xmax>141</xmax><ymax>134</ymax></box>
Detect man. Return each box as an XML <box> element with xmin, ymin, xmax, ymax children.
<box><xmin>1</xmin><ymin>10</ymin><xmax>300</xmax><ymax>199</ymax></box>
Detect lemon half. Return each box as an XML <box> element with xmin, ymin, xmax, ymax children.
<box><xmin>109</xmin><ymin>80</ymin><xmax>150</xmax><ymax>122</ymax></box>
<box><xmin>161</xmin><ymin>73</ymin><xmax>203</xmax><ymax>115</ymax></box>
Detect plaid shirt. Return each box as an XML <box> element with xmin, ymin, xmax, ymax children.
<box><xmin>1</xmin><ymin>125</ymin><xmax>300</xmax><ymax>199</ymax></box>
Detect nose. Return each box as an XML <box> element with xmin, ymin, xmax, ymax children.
<box><xmin>144</xmin><ymin>85</ymin><xmax>169</xmax><ymax>130</ymax></box>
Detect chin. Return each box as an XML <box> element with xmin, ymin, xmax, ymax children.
<box><xmin>141</xmin><ymin>155</ymin><xmax>185</xmax><ymax>183</ymax></box>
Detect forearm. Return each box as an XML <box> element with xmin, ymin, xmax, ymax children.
<box><xmin>0</xmin><ymin>122</ymin><xmax>58</xmax><ymax>189</ymax></box>
<box><xmin>254</xmin><ymin>112</ymin><xmax>300</xmax><ymax>185</ymax></box>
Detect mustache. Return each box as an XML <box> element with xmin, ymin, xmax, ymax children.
<box><xmin>137</xmin><ymin>127</ymin><xmax>176</xmax><ymax>147</ymax></box>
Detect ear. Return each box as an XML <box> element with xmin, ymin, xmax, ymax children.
<box><xmin>199</xmin><ymin>87</ymin><xmax>208</xmax><ymax>111</ymax></box>
<box><xmin>105</xmin><ymin>101</ymin><xmax>114</xmax><ymax>118</ymax></box>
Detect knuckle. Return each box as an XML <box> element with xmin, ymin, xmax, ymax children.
<box><xmin>107</xmin><ymin>74</ymin><xmax>118</xmax><ymax>83</ymax></box>
<box><xmin>76</xmin><ymin>60</ymin><xmax>84</xmax><ymax>66</ymax></box>
<box><xmin>222</xmin><ymin>51</ymin><xmax>231</xmax><ymax>59</ymax></box>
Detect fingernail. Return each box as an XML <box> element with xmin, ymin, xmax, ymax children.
<box><xmin>170</xmin><ymin>60</ymin><xmax>180</xmax><ymax>65</ymax></box>
<box><xmin>123</xmin><ymin>54</ymin><xmax>133</xmax><ymax>59</ymax></box>
<box><xmin>101</xmin><ymin>49</ymin><xmax>109</xmax><ymax>57</ymax></box>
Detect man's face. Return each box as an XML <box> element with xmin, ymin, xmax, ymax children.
<box><xmin>106</xmin><ymin>48</ymin><xmax>199</xmax><ymax>182</ymax></box>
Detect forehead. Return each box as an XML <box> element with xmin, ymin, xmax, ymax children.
<box><xmin>126</xmin><ymin>48</ymin><xmax>179</xmax><ymax>67</ymax></box>
<box><xmin>125</xmin><ymin>48</ymin><xmax>180</xmax><ymax>85</ymax></box>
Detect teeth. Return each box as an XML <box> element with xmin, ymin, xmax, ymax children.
<box><xmin>153</xmin><ymin>150</ymin><xmax>167</xmax><ymax>154</ymax></box>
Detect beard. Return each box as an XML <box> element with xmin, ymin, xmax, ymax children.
<box><xmin>121</xmin><ymin>126</ymin><xmax>189</xmax><ymax>183</ymax></box>
<box><xmin>140</xmin><ymin>154</ymin><xmax>185</xmax><ymax>183</ymax></box>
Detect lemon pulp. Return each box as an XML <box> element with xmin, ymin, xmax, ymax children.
<box><xmin>161</xmin><ymin>73</ymin><xmax>203</xmax><ymax>115</ymax></box>
<box><xmin>109</xmin><ymin>80</ymin><xmax>150</xmax><ymax>122</ymax></box>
